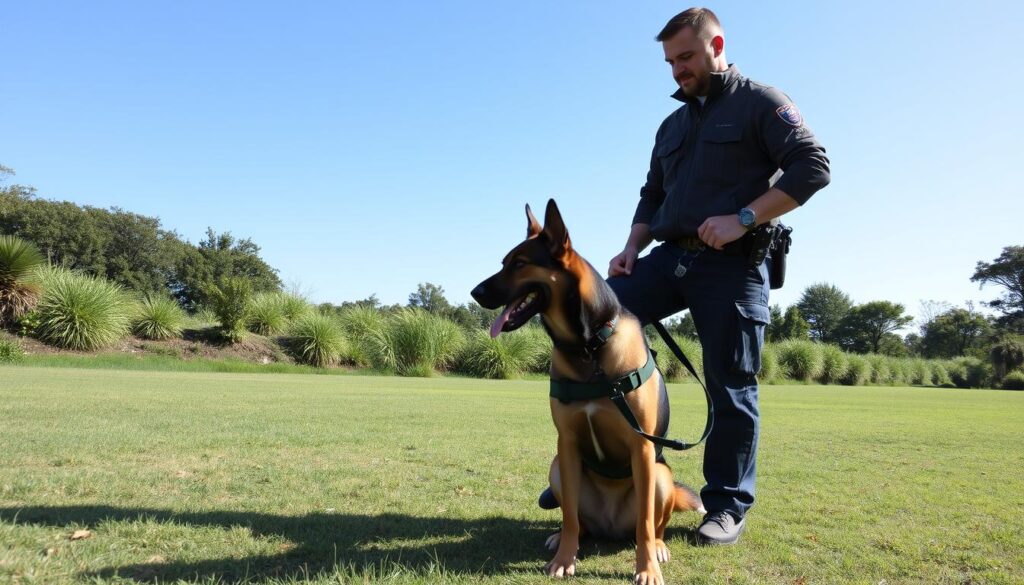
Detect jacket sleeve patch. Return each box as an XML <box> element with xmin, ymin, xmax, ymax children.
<box><xmin>775</xmin><ymin>104</ymin><xmax>803</xmax><ymax>127</ymax></box>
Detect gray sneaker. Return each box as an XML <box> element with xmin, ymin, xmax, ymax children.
<box><xmin>697</xmin><ymin>511</ymin><xmax>745</xmax><ymax>545</ymax></box>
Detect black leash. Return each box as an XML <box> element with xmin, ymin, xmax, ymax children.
<box><xmin>649</xmin><ymin>320</ymin><xmax>714</xmax><ymax>451</ymax></box>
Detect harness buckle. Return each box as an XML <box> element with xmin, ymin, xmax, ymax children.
<box><xmin>613</xmin><ymin>370</ymin><xmax>644</xmax><ymax>394</ymax></box>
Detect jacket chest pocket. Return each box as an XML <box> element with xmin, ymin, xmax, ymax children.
<box><xmin>700</xmin><ymin>125</ymin><xmax>743</xmax><ymax>185</ymax></box>
<box><xmin>655</xmin><ymin>125</ymin><xmax>687</xmax><ymax>180</ymax></box>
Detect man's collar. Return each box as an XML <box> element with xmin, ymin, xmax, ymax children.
<box><xmin>671</xmin><ymin>64</ymin><xmax>741</xmax><ymax>104</ymax></box>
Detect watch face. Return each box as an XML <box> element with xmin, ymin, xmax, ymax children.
<box><xmin>739</xmin><ymin>208</ymin><xmax>756</xmax><ymax>227</ymax></box>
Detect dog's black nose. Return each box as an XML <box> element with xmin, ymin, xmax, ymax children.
<box><xmin>471</xmin><ymin>283</ymin><xmax>486</xmax><ymax>303</ymax></box>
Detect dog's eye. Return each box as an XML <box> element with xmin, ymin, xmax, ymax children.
<box><xmin>512</xmin><ymin>259</ymin><xmax>527</xmax><ymax>270</ymax></box>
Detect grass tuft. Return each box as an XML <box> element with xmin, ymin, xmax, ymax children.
<box><xmin>287</xmin><ymin>313</ymin><xmax>347</xmax><ymax>367</ymax></box>
<box><xmin>33</xmin><ymin>267</ymin><xmax>131</xmax><ymax>350</ymax></box>
<box><xmin>456</xmin><ymin>329</ymin><xmax>547</xmax><ymax>379</ymax></box>
<box><xmin>131</xmin><ymin>294</ymin><xmax>186</xmax><ymax>340</ymax></box>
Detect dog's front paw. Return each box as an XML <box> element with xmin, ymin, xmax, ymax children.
<box><xmin>545</xmin><ymin>552</ymin><xmax>576</xmax><ymax>579</ymax></box>
<box><xmin>654</xmin><ymin>539</ymin><xmax>671</xmax><ymax>563</ymax></box>
<box><xmin>544</xmin><ymin>531</ymin><xmax>561</xmax><ymax>551</ymax></box>
<box><xmin>634</xmin><ymin>556</ymin><xmax>663</xmax><ymax>585</ymax></box>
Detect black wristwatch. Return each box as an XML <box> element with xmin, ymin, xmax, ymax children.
<box><xmin>738</xmin><ymin>207</ymin><xmax>757</xmax><ymax>231</ymax></box>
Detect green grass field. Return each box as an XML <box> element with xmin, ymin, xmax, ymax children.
<box><xmin>1</xmin><ymin>366</ymin><xmax>1022</xmax><ymax>584</ymax></box>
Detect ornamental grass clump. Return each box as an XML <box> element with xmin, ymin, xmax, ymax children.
<box><xmin>288</xmin><ymin>313</ymin><xmax>346</xmax><ymax>367</ymax></box>
<box><xmin>388</xmin><ymin>309</ymin><xmax>465</xmax><ymax>377</ymax></box>
<box><xmin>246</xmin><ymin>292</ymin><xmax>289</xmax><ymax>336</ymax></box>
<box><xmin>336</xmin><ymin>305</ymin><xmax>391</xmax><ymax>368</ymax></box>
<box><xmin>775</xmin><ymin>339</ymin><xmax>824</xmax><ymax>382</ymax></box>
<box><xmin>841</xmin><ymin>354</ymin><xmax>872</xmax><ymax>386</ymax></box>
<box><xmin>932</xmin><ymin>363</ymin><xmax>953</xmax><ymax>387</ymax></box>
<box><xmin>908</xmin><ymin>359</ymin><xmax>932</xmax><ymax>386</ymax></box>
<box><xmin>866</xmin><ymin>354</ymin><xmax>892</xmax><ymax>385</ymax></box>
<box><xmin>279</xmin><ymin>293</ymin><xmax>312</xmax><ymax>321</ymax></box>
<box><xmin>818</xmin><ymin>344</ymin><xmax>849</xmax><ymax>385</ymax></box>
<box><xmin>33</xmin><ymin>268</ymin><xmax>131</xmax><ymax>350</ymax></box>
<box><xmin>457</xmin><ymin>329</ymin><xmax>547</xmax><ymax>379</ymax></box>
<box><xmin>759</xmin><ymin>343</ymin><xmax>779</xmax><ymax>384</ymax></box>
<box><xmin>648</xmin><ymin>332</ymin><xmax>703</xmax><ymax>383</ymax></box>
<box><xmin>132</xmin><ymin>294</ymin><xmax>185</xmax><ymax>340</ymax></box>
<box><xmin>0</xmin><ymin>235</ymin><xmax>45</xmax><ymax>327</ymax></box>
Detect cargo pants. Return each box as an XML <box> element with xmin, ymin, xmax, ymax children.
<box><xmin>607</xmin><ymin>242</ymin><xmax>771</xmax><ymax>520</ymax></box>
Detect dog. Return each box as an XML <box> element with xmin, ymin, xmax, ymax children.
<box><xmin>471</xmin><ymin>200</ymin><xmax>703</xmax><ymax>585</ymax></box>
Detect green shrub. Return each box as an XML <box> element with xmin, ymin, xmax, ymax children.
<box><xmin>866</xmin><ymin>354</ymin><xmax>892</xmax><ymax>385</ymax></box>
<box><xmin>288</xmin><ymin>313</ymin><xmax>346</xmax><ymax>367</ymax></box>
<box><xmin>132</xmin><ymin>294</ymin><xmax>185</xmax><ymax>340</ymax></box>
<box><xmin>33</xmin><ymin>268</ymin><xmax>131</xmax><ymax>350</ymax></box>
<box><xmin>760</xmin><ymin>343</ymin><xmax>779</xmax><ymax>384</ymax></box>
<box><xmin>206</xmin><ymin>278</ymin><xmax>253</xmax><ymax>343</ymax></box>
<box><xmin>519</xmin><ymin>324</ymin><xmax>552</xmax><ymax>374</ymax></box>
<box><xmin>841</xmin><ymin>354</ymin><xmax>871</xmax><ymax>386</ymax></box>
<box><xmin>950</xmin><ymin>357</ymin><xmax>992</xmax><ymax>389</ymax></box>
<box><xmin>0</xmin><ymin>336</ymin><xmax>25</xmax><ymax>362</ymax></box>
<box><xmin>818</xmin><ymin>344</ymin><xmax>849</xmax><ymax>384</ymax></box>
<box><xmin>456</xmin><ymin>329</ymin><xmax>546</xmax><ymax>379</ymax></box>
<box><xmin>775</xmin><ymin>339</ymin><xmax>824</xmax><ymax>382</ymax></box>
<box><xmin>0</xmin><ymin>235</ymin><xmax>45</xmax><ymax>327</ymax></box>
<box><xmin>388</xmin><ymin>309</ymin><xmax>465</xmax><ymax>376</ymax></box>
<box><xmin>247</xmin><ymin>292</ymin><xmax>288</xmax><ymax>336</ymax></box>
<box><xmin>1001</xmin><ymin>370</ymin><xmax>1024</xmax><ymax>391</ymax></box>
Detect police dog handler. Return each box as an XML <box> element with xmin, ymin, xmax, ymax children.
<box><xmin>607</xmin><ymin>8</ymin><xmax>830</xmax><ymax>545</ymax></box>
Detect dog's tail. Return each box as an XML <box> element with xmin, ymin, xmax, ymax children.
<box><xmin>673</xmin><ymin>481</ymin><xmax>705</xmax><ymax>514</ymax></box>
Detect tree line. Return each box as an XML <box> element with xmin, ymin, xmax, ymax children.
<box><xmin>2</xmin><ymin>164</ymin><xmax>1022</xmax><ymax>385</ymax></box>
<box><xmin>0</xmin><ymin>165</ymin><xmax>280</xmax><ymax>311</ymax></box>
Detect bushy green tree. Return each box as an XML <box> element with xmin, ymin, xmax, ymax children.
<box><xmin>971</xmin><ymin>246</ymin><xmax>1024</xmax><ymax>333</ymax></box>
<box><xmin>170</xmin><ymin>230</ymin><xmax>281</xmax><ymax>311</ymax></box>
<box><xmin>408</xmin><ymin>282</ymin><xmax>451</xmax><ymax>314</ymax></box>
<box><xmin>835</xmin><ymin>301</ymin><xmax>913</xmax><ymax>354</ymax></box>
<box><xmin>778</xmin><ymin>305</ymin><xmax>811</xmax><ymax>340</ymax></box>
<box><xmin>919</xmin><ymin>307</ymin><xmax>993</xmax><ymax>358</ymax></box>
<box><xmin>796</xmin><ymin>283</ymin><xmax>852</xmax><ymax>342</ymax></box>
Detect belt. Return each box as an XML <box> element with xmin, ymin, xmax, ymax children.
<box><xmin>672</xmin><ymin>234</ymin><xmax>749</xmax><ymax>256</ymax></box>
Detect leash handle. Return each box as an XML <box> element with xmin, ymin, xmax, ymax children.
<box><xmin>649</xmin><ymin>321</ymin><xmax>715</xmax><ymax>451</ymax></box>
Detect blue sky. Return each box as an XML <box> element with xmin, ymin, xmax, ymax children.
<box><xmin>4</xmin><ymin>1</ymin><xmax>1022</xmax><ymax>327</ymax></box>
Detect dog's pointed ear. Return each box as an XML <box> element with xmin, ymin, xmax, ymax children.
<box><xmin>542</xmin><ymin>199</ymin><xmax>572</xmax><ymax>256</ymax></box>
<box><xmin>525</xmin><ymin>204</ymin><xmax>542</xmax><ymax>238</ymax></box>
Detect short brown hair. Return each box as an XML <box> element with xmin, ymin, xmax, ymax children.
<box><xmin>655</xmin><ymin>7</ymin><xmax>721</xmax><ymax>42</ymax></box>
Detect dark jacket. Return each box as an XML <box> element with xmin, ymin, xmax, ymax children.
<box><xmin>633</xmin><ymin>65</ymin><xmax>830</xmax><ymax>240</ymax></box>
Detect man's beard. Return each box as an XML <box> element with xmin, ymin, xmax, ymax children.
<box><xmin>676</xmin><ymin>73</ymin><xmax>709</xmax><ymax>97</ymax></box>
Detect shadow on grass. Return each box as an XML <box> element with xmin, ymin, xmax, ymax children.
<box><xmin>0</xmin><ymin>505</ymin><xmax>697</xmax><ymax>582</ymax></box>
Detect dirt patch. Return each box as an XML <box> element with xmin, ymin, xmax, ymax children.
<box><xmin>1</xmin><ymin>328</ymin><xmax>297</xmax><ymax>365</ymax></box>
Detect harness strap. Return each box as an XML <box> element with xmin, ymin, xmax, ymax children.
<box><xmin>549</xmin><ymin>349</ymin><xmax>657</xmax><ymax>402</ymax></box>
<box><xmin>548</xmin><ymin>348</ymin><xmax>694</xmax><ymax>452</ymax></box>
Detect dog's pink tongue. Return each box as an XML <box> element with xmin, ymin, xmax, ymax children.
<box><xmin>489</xmin><ymin>304</ymin><xmax>515</xmax><ymax>338</ymax></box>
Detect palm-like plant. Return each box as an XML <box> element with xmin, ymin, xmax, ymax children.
<box><xmin>0</xmin><ymin>235</ymin><xmax>45</xmax><ymax>327</ymax></box>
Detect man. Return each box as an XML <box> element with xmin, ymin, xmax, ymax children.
<box><xmin>607</xmin><ymin>8</ymin><xmax>830</xmax><ymax>545</ymax></box>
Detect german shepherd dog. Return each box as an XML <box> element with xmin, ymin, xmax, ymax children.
<box><xmin>471</xmin><ymin>200</ymin><xmax>703</xmax><ymax>584</ymax></box>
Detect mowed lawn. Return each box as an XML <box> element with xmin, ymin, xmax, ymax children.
<box><xmin>1</xmin><ymin>367</ymin><xmax>1022</xmax><ymax>584</ymax></box>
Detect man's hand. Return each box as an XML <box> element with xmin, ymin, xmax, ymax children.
<box><xmin>609</xmin><ymin>246</ymin><xmax>640</xmax><ymax>277</ymax></box>
<box><xmin>698</xmin><ymin>215</ymin><xmax>747</xmax><ymax>250</ymax></box>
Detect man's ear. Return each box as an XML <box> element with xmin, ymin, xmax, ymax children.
<box><xmin>711</xmin><ymin>35</ymin><xmax>724</xmax><ymax>57</ymax></box>
<box><xmin>525</xmin><ymin>204</ymin><xmax>542</xmax><ymax>238</ymax></box>
<box><xmin>542</xmin><ymin>199</ymin><xmax>572</xmax><ymax>257</ymax></box>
